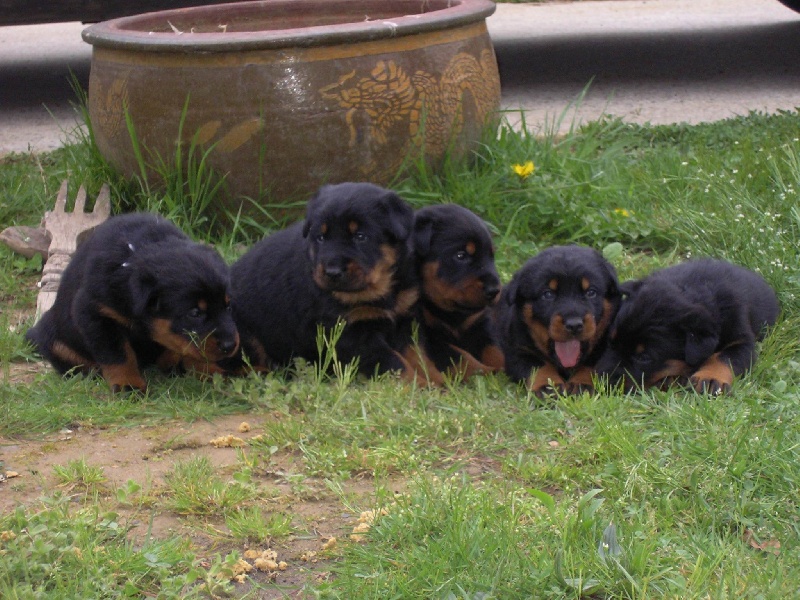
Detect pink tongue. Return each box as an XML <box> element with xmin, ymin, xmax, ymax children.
<box><xmin>555</xmin><ymin>340</ymin><xmax>581</xmax><ymax>368</ymax></box>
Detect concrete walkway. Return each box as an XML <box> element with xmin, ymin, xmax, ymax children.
<box><xmin>489</xmin><ymin>0</ymin><xmax>800</xmax><ymax>132</ymax></box>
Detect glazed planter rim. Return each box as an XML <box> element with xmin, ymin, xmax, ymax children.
<box><xmin>81</xmin><ymin>0</ymin><xmax>497</xmax><ymax>53</ymax></box>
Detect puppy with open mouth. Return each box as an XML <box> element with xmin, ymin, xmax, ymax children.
<box><xmin>495</xmin><ymin>245</ymin><xmax>621</xmax><ymax>396</ymax></box>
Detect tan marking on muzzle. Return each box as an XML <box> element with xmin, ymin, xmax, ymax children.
<box><xmin>549</xmin><ymin>313</ymin><xmax>597</xmax><ymax>343</ymax></box>
<box><xmin>150</xmin><ymin>318</ymin><xmax>205</xmax><ymax>361</ymax></box>
<box><xmin>646</xmin><ymin>359</ymin><xmax>693</xmax><ymax>390</ymax></box>
<box><xmin>522</xmin><ymin>303</ymin><xmax>552</xmax><ymax>358</ymax></box>
<box><xmin>421</xmin><ymin>262</ymin><xmax>488</xmax><ymax>310</ymax></box>
<box><xmin>332</xmin><ymin>244</ymin><xmax>397</xmax><ymax>304</ymax></box>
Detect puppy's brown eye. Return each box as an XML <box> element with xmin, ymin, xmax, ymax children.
<box><xmin>188</xmin><ymin>307</ymin><xmax>204</xmax><ymax>319</ymax></box>
<box><xmin>353</xmin><ymin>231</ymin><xmax>367</xmax><ymax>242</ymax></box>
<box><xmin>541</xmin><ymin>290</ymin><xmax>555</xmax><ymax>300</ymax></box>
<box><xmin>316</xmin><ymin>233</ymin><xmax>325</xmax><ymax>242</ymax></box>
<box><xmin>455</xmin><ymin>250</ymin><xmax>469</xmax><ymax>261</ymax></box>
<box><xmin>585</xmin><ymin>288</ymin><xmax>598</xmax><ymax>298</ymax></box>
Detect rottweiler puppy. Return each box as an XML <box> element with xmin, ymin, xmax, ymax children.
<box><xmin>595</xmin><ymin>259</ymin><xmax>780</xmax><ymax>394</ymax></box>
<box><xmin>495</xmin><ymin>245</ymin><xmax>621</xmax><ymax>396</ymax></box>
<box><xmin>413</xmin><ymin>203</ymin><xmax>504</xmax><ymax>379</ymax></box>
<box><xmin>227</xmin><ymin>182</ymin><xmax>431</xmax><ymax>382</ymax></box>
<box><xmin>25</xmin><ymin>213</ymin><xmax>240</xmax><ymax>392</ymax></box>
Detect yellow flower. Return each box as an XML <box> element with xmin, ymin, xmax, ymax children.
<box><xmin>614</xmin><ymin>208</ymin><xmax>631</xmax><ymax>217</ymax></box>
<box><xmin>512</xmin><ymin>161</ymin><xmax>535</xmax><ymax>180</ymax></box>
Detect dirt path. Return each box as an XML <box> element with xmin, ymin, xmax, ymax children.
<box><xmin>1</xmin><ymin>412</ymin><xmax>388</xmax><ymax>596</ymax></box>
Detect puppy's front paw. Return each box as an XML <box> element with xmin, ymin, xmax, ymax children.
<box><xmin>101</xmin><ymin>364</ymin><xmax>147</xmax><ymax>394</ymax></box>
<box><xmin>529</xmin><ymin>363</ymin><xmax>566</xmax><ymax>398</ymax></box>
<box><xmin>531</xmin><ymin>382</ymin><xmax>563</xmax><ymax>398</ymax></box>
<box><xmin>565</xmin><ymin>366</ymin><xmax>594</xmax><ymax>395</ymax></box>
<box><xmin>690</xmin><ymin>358</ymin><xmax>733</xmax><ymax>396</ymax></box>
<box><xmin>565</xmin><ymin>381</ymin><xmax>594</xmax><ymax>396</ymax></box>
<box><xmin>690</xmin><ymin>375</ymin><xmax>731</xmax><ymax>396</ymax></box>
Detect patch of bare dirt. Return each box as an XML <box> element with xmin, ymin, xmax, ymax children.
<box><xmin>0</xmin><ymin>413</ymin><xmax>400</xmax><ymax>597</ymax></box>
<box><xmin>4</xmin><ymin>360</ymin><xmax>48</xmax><ymax>385</ymax></box>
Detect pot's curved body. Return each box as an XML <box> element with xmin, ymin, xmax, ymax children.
<box><xmin>83</xmin><ymin>0</ymin><xmax>501</xmax><ymax>218</ymax></box>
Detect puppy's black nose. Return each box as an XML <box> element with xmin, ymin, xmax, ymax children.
<box><xmin>484</xmin><ymin>286</ymin><xmax>500</xmax><ymax>301</ymax></box>
<box><xmin>324</xmin><ymin>265</ymin><xmax>343</xmax><ymax>280</ymax></box>
<box><xmin>564</xmin><ymin>317</ymin><xmax>584</xmax><ymax>335</ymax></box>
<box><xmin>218</xmin><ymin>339</ymin><xmax>238</xmax><ymax>355</ymax></box>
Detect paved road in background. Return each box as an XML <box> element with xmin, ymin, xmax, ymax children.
<box><xmin>1</xmin><ymin>0</ymin><xmax>799</xmax><ymax>154</ymax></box>
<box><xmin>492</xmin><ymin>0</ymin><xmax>800</xmax><ymax>131</ymax></box>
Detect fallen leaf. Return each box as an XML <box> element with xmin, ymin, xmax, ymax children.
<box><xmin>744</xmin><ymin>528</ymin><xmax>781</xmax><ymax>555</ymax></box>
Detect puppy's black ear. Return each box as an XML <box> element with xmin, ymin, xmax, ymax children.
<box><xmin>129</xmin><ymin>268</ymin><xmax>159</xmax><ymax>317</ymax></box>
<box><xmin>302</xmin><ymin>186</ymin><xmax>330</xmax><ymax>238</ymax></box>
<box><xmin>412</xmin><ymin>210</ymin><xmax>435</xmax><ymax>256</ymax></box>
<box><xmin>379</xmin><ymin>190</ymin><xmax>414</xmax><ymax>242</ymax></box>
<box><xmin>598</xmin><ymin>254</ymin><xmax>621</xmax><ymax>298</ymax></box>
<box><xmin>619</xmin><ymin>279</ymin><xmax>643</xmax><ymax>300</ymax></box>
<box><xmin>681</xmin><ymin>307</ymin><xmax>720</xmax><ymax>366</ymax></box>
<box><xmin>503</xmin><ymin>273</ymin><xmax>521</xmax><ymax>306</ymax></box>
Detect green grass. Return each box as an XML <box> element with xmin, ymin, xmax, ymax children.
<box><xmin>164</xmin><ymin>456</ymin><xmax>258</xmax><ymax>516</ymax></box>
<box><xmin>52</xmin><ymin>458</ymin><xmax>107</xmax><ymax>492</ymax></box>
<box><xmin>0</xmin><ymin>495</ymin><xmax>203</xmax><ymax>598</ymax></box>
<box><xmin>224</xmin><ymin>506</ymin><xmax>293</xmax><ymax>543</ymax></box>
<box><xmin>3</xmin><ymin>103</ymin><xmax>800</xmax><ymax>597</ymax></box>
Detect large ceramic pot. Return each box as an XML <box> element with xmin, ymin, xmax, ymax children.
<box><xmin>82</xmin><ymin>0</ymin><xmax>501</xmax><ymax>219</ymax></box>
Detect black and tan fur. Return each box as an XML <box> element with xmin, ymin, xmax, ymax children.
<box><xmin>225</xmin><ymin>182</ymin><xmax>433</xmax><ymax>383</ymax></box>
<box><xmin>495</xmin><ymin>245</ymin><xmax>620</xmax><ymax>396</ymax></box>
<box><xmin>413</xmin><ymin>204</ymin><xmax>504</xmax><ymax>379</ymax></box>
<box><xmin>25</xmin><ymin>213</ymin><xmax>239</xmax><ymax>392</ymax></box>
<box><xmin>595</xmin><ymin>259</ymin><xmax>780</xmax><ymax>394</ymax></box>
